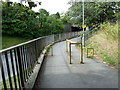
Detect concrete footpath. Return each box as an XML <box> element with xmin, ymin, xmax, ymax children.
<box><xmin>33</xmin><ymin>37</ymin><xmax>118</xmax><ymax>88</ymax></box>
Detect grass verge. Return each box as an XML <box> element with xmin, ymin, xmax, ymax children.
<box><xmin>84</xmin><ymin>22</ymin><xmax>118</xmax><ymax>68</ymax></box>
<box><xmin>0</xmin><ymin>75</ymin><xmax>20</xmax><ymax>89</ymax></box>
<box><xmin>2</xmin><ymin>35</ymin><xmax>30</xmax><ymax>50</ymax></box>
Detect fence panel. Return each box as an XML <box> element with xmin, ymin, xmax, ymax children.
<box><xmin>0</xmin><ymin>31</ymin><xmax>80</xmax><ymax>89</ymax></box>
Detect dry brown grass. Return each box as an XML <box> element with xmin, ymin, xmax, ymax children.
<box><xmin>85</xmin><ymin>22</ymin><xmax>118</xmax><ymax>67</ymax></box>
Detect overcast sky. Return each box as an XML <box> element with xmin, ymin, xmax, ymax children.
<box><xmin>33</xmin><ymin>0</ymin><xmax>71</xmax><ymax>14</ymax></box>
<box><xmin>2</xmin><ymin>0</ymin><xmax>71</xmax><ymax>14</ymax></box>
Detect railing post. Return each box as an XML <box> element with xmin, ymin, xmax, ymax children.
<box><xmin>69</xmin><ymin>43</ymin><xmax>72</xmax><ymax>64</ymax></box>
<box><xmin>14</xmin><ymin>48</ymin><xmax>21</xmax><ymax>89</ymax></box>
<box><xmin>0</xmin><ymin>53</ymin><xmax>7</xmax><ymax>90</ymax></box>
<box><xmin>17</xmin><ymin>47</ymin><xmax>25</xmax><ymax>89</ymax></box>
<box><xmin>35</xmin><ymin>41</ymin><xmax>38</xmax><ymax>63</ymax></box>
<box><xmin>66</xmin><ymin>40</ymin><xmax>68</xmax><ymax>52</ymax></box>
<box><xmin>5</xmin><ymin>52</ymin><xmax>13</xmax><ymax>89</ymax></box>
<box><xmin>10</xmin><ymin>50</ymin><xmax>17</xmax><ymax>89</ymax></box>
<box><xmin>53</xmin><ymin>34</ymin><xmax>54</xmax><ymax>42</ymax></box>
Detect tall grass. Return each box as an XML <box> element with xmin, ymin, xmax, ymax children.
<box><xmin>85</xmin><ymin>22</ymin><xmax>118</xmax><ymax>67</ymax></box>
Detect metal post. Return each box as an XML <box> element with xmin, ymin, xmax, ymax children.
<box><xmin>66</xmin><ymin>40</ymin><xmax>68</xmax><ymax>52</ymax></box>
<box><xmin>35</xmin><ymin>41</ymin><xmax>38</xmax><ymax>62</ymax></box>
<box><xmin>0</xmin><ymin>53</ymin><xmax>7</xmax><ymax>90</ymax></box>
<box><xmin>69</xmin><ymin>43</ymin><xmax>72</xmax><ymax>64</ymax></box>
<box><xmin>14</xmin><ymin>48</ymin><xmax>21</xmax><ymax>89</ymax></box>
<box><xmin>17</xmin><ymin>47</ymin><xmax>25</xmax><ymax>89</ymax></box>
<box><xmin>80</xmin><ymin>0</ymin><xmax>85</xmax><ymax>64</ymax></box>
<box><xmin>50</xmin><ymin>46</ymin><xmax>53</xmax><ymax>56</ymax></box>
<box><xmin>5</xmin><ymin>52</ymin><xmax>13</xmax><ymax>89</ymax></box>
<box><xmin>10</xmin><ymin>50</ymin><xmax>17</xmax><ymax>89</ymax></box>
<box><xmin>82</xmin><ymin>0</ymin><xmax>85</xmax><ymax>47</ymax></box>
<box><xmin>66</xmin><ymin>40</ymin><xmax>67</xmax><ymax>52</ymax></box>
<box><xmin>49</xmin><ymin>35</ymin><xmax>54</xmax><ymax>56</ymax></box>
<box><xmin>80</xmin><ymin>43</ymin><xmax>84</xmax><ymax>64</ymax></box>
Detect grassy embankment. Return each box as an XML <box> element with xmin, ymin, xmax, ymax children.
<box><xmin>84</xmin><ymin>22</ymin><xmax>118</xmax><ymax>68</ymax></box>
<box><xmin>1</xmin><ymin>35</ymin><xmax>30</xmax><ymax>49</ymax></box>
<box><xmin>0</xmin><ymin>35</ymin><xmax>30</xmax><ymax>89</ymax></box>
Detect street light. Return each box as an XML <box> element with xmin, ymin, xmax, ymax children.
<box><xmin>80</xmin><ymin>0</ymin><xmax>85</xmax><ymax>64</ymax></box>
<box><xmin>82</xmin><ymin>0</ymin><xmax>85</xmax><ymax>47</ymax></box>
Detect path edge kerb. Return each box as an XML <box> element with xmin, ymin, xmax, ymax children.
<box><xmin>24</xmin><ymin>39</ymin><xmax>71</xmax><ymax>89</ymax></box>
<box><xmin>24</xmin><ymin>42</ymin><xmax>55</xmax><ymax>89</ymax></box>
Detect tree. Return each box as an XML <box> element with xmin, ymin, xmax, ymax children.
<box><xmin>20</xmin><ymin>0</ymin><xmax>40</xmax><ymax>9</ymax></box>
<box><xmin>45</xmin><ymin>15</ymin><xmax>64</xmax><ymax>34</ymax></box>
<box><xmin>64</xmin><ymin>2</ymin><xmax>120</xmax><ymax>27</ymax></box>
<box><xmin>28</xmin><ymin>2</ymin><xmax>37</xmax><ymax>9</ymax></box>
<box><xmin>38</xmin><ymin>9</ymin><xmax>49</xmax><ymax>28</ymax></box>
<box><xmin>2</xmin><ymin>2</ymin><xmax>40</xmax><ymax>38</ymax></box>
<box><xmin>2</xmin><ymin>2</ymin><xmax>64</xmax><ymax>38</ymax></box>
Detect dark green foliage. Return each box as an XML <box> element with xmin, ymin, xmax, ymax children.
<box><xmin>64</xmin><ymin>2</ymin><xmax>120</xmax><ymax>27</ymax></box>
<box><xmin>2</xmin><ymin>2</ymin><xmax>64</xmax><ymax>39</ymax></box>
<box><xmin>28</xmin><ymin>2</ymin><xmax>37</xmax><ymax>9</ymax></box>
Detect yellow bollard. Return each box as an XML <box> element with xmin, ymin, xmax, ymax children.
<box><xmin>87</xmin><ymin>48</ymin><xmax>94</xmax><ymax>58</ymax></box>
<box><xmin>69</xmin><ymin>43</ymin><xmax>72</xmax><ymax>64</ymax></box>
<box><xmin>80</xmin><ymin>44</ymin><xmax>84</xmax><ymax>64</ymax></box>
<box><xmin>66</xmin><ymin>40</ymin><xmax>68</xmax><ymax>52</ymax></box>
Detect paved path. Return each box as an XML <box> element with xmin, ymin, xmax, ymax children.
<box><xmin>33</xmin><ymin>38</ymin><xmax>118</xmax><ymax>88</ymax></box>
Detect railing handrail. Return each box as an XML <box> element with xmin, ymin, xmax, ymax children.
<box><xmin>0</xmin><ymin>35</ymin><xmax>52</xmax><ymax>53</ymax></box>
<box><xmin>0</xmin><ymin>32</ymin><xmax>79</xmax><ymax>53</ymax></box>
<box><xmin>0</xmin><ymin>31</ymin><xmax>83</xmax><ymax>89</ymax></box>
<box><xmin>0</xmin><ymin>27</ymin><xmax>100</xmax><ymax>89</ymax></box>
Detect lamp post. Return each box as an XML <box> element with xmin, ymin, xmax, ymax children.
<box><xmin>80</xmin><ymin>0</ymin><xmax>85</xmax><ymax>64</ymax></box>
<box><xmin>82</xmin><ymin>0</ymin><xmax>85</xmax><ymax>47</ymax></box>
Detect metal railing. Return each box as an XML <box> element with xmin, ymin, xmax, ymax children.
<box><xmin>0</xmin><ymin>31</ymin><xmax>80</xmax><ymax>89</ymax></box>
<box><xmin>79</xmin><ymin>24</ymin><xmax>100</xmax><ymax>42</ymax></box>
<box><xmin>66</xmin><ymin>39</ymin><xmax>83</xmax><ymax>64</ymax></box>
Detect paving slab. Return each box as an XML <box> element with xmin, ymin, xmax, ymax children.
<box><xmin>33</xmin><ymin>38</ymin><xmax>118</xmax><ymax>88</ymax></box>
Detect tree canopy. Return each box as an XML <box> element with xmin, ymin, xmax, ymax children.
<box><xmin>2</xmin><ymin>2</ymin><xmax>64</xmax><ymax>39</ymax></box>
<box><xmin>64</xmin><ymin>1</ymin><xmax>120</xmax><ymax>27</ymax></box>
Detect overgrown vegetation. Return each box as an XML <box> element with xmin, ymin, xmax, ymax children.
<box><xmin>85</xmin><ymin>22</ymin><xmax>118</xmax><ymax>67</ymax></box>
<box><xmin>63</xmin><ymin>1</ymin><xmax>119</xmax><ymax>68</ymax></box>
